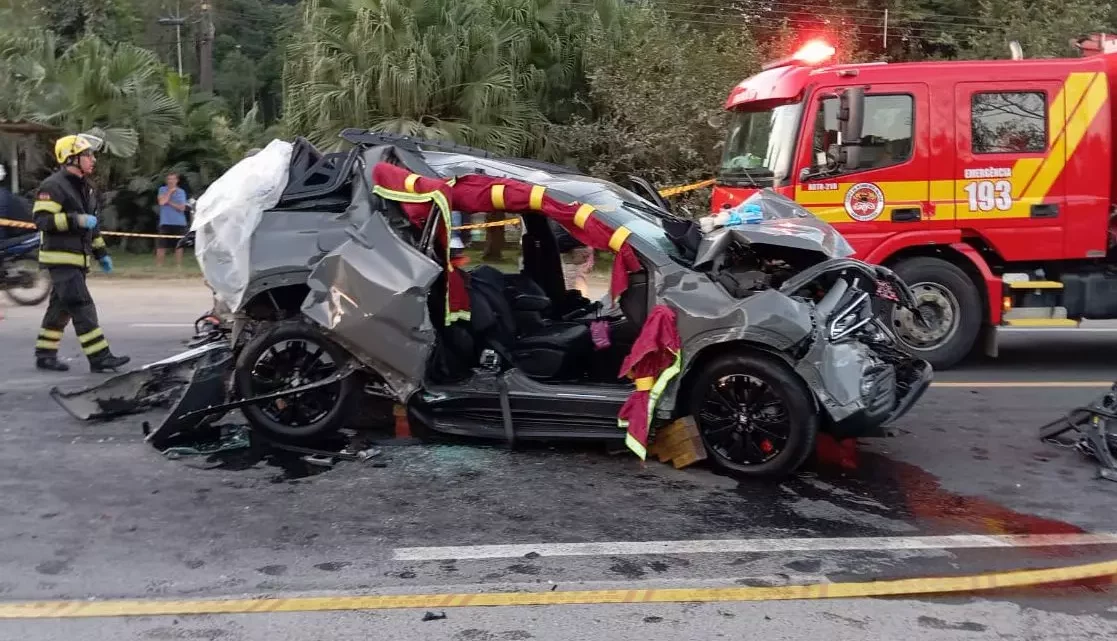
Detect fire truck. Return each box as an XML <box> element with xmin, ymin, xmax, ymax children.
<box><xmin>711</xmin><ymin>35</ymin><xmax>1117</xmax><ymax>369</ymax></box>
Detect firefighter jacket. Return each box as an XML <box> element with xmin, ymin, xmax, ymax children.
<box><xmin>32</xmin><ymin>169</ymin><xmax>108</xmax><ymax>270</ymax></box>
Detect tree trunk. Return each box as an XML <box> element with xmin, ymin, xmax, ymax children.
<box><xmin>483</xmin><ymin>212</ymin><xmax>505</xmax><ymax>261</ymax></box>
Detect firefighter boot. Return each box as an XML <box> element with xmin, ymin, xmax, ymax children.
<box><xmin>36</xmin><ymin>356</ymin><xmax>71</xmax><ymax>372</ymax></box>
<box><xmin>89</xmin><ymin>352</ymin><xmax>131</xmax><ymax>373</ymax></box>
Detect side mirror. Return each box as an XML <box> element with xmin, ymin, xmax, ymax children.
<box><xmin>837</xmin><ymin>86</ymin><xmax>866</xmax><ymax>171</ymax></box>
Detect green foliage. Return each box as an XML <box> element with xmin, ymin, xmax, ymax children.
<box><xmin>551</xmin><ymin>2</ymin><xmax>759</xmax><ymax>195</ymax></box>
<box><xmin>282</xmin><ymin>0</ymin><xmax>615</xmax><ymax>156</ymax></box>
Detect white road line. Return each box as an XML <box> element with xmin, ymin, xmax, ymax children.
<box><xmin>393</xmin><ymin>533</ymin><xmax>1117</xmax><ymax>561</ymax></box>
<box><xmin>129</xmin><ymin>323</ymin><xmax>196</xmax><ymax>328</ymax></box>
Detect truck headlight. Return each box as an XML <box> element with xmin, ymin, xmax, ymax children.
<box><xmin>828</xmin><ymin>291</ymin><xmax>873</xmax><ymax>341</ymax></box>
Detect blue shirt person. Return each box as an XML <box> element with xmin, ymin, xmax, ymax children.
<box><xmin>155</xmin><ymin>172</ymin><xmax>189</xmax><ymax>267</ymax></box>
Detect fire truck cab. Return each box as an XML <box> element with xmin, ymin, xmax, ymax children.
<box><xmin>712</xmin><ymin>36</ymin><xmax>1117</xmax><ymax>369</ymax></box>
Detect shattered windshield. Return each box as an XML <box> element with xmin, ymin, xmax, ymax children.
<box><xmin>719</xmin><ymin>103</ymin><xmax>803</xmax><ymax>187</ymax></box>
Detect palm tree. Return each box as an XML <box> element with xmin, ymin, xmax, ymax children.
<box><xmin>282</xmin><ymin>0</ymin><xmax>615</xmax><ymax>157</ymax></box>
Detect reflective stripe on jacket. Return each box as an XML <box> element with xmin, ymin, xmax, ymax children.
<box><xmin>33</xmin><ymin>169</ymin><xmax>108</xmax><ymax>270</ymax></box>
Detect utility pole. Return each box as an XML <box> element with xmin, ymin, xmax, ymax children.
<box><xmin>199</xmin><ymin>0</ymin><xmax>215</xmax><ymax>93</ymax></box>
<box><xmin>157</xmin><ymin>6</ymin><xmax>185</xmax><ymax>77</ymax></box>
<box><xmin>883</xmin><ymin>9</ymin><xmax>889</xmax><ymax>50</ymax></box>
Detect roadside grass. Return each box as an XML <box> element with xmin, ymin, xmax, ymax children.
<box><xmin>89</xmin><ymin>251</ymin><xmax>203</xmax><ymax>280</ymax></box>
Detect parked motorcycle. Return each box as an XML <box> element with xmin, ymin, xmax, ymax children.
<box><xmin>0</xmin><ymin>232</ymin><xmax>50</xmax><ymax>306</ymax></box>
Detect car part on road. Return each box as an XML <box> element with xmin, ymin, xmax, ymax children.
<box><xmin>1040</xmin><ymin>383</ymin><xmax>1117</xmax><ymax>482</ymax></box>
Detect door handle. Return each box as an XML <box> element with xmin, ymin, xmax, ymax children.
<box><xmin>1031</xmin><ymin>204</ymin><xmax>1059</xmax><ymax>219</ymax></box>
<box><xmin>891</xmin><ymin>207</ymin><xmax>921</xmax><ymax>222</ymax></box>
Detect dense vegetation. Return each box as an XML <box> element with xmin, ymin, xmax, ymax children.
<box><xmin>0</xmin><ymin>0</ymin><xmax>1112</xmax><ymax>233</ymax></box>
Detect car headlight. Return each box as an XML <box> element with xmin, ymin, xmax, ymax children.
<box><xmin>828</xmin><ymin>291</ymin><xmax>873</xmax><ymax>341</ymax></box>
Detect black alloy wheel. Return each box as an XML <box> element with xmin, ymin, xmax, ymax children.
<box><xmin>234</xmin><ymin>320</ymin><xmax>358</xmax><ymax>441</ymax></box>
<box><xmin>687</xmin><ymin>352</ymin><xmax>818</xmax><ymax>480</ymax></box>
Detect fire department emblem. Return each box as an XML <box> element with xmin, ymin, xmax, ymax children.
<box><xmin>844</xmin><ymin>182</ymin><xmax>885</xmax><ymax>222</ymax></box>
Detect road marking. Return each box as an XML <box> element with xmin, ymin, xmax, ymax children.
<box><xmin>129</xmin><ymin>323</ymin><xmax>195</xmax><ymax>328</ymax></box>
<box><xmin>932</xmin><ymin>381</ymin><xmax>1112</xmax><ymax>389</ymax></box>
<box><xmin>1</xmin><ymin>557</ymin><xmax>1114</xmax><ymax>619</ymax></box>
<box><xmin>393</xmin><ymin>533</ymin><xmax>1117</xmax><ymax>561</ymax></box>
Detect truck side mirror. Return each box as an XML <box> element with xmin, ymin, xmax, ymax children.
<box><xmin>837</xmin><ymin>86</ymin><xmax>866</xmax><ymax>171</ymax></box>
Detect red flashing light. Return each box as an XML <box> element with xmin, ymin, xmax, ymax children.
<box><xmin>793</xmin><ymin>40</ymin><xmax>836</xmax><ymax>65</ymax></box>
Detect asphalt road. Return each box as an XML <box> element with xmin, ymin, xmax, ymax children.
<box><xmin>1</xmin><ymin>280</ymin><xmax>1117</xmax><ymax>641</ymax></box>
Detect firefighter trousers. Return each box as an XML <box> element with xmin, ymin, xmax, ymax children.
<box><xmin>34</xmin><ymin>266</ymin><xmax>111</xmax><ymax>361</ymax></box>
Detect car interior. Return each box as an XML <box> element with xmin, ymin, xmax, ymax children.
<box><xmin>424</xmin><ymin>211</ymin><xmax>649</xmax><ymax>389</ymax></box>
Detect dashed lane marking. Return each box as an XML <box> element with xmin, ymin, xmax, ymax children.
<box><xmin>393</xmin><ymin>533</ymin><xmax>1117</xmax><ymax>561</ymax></box>
<box><xmin>1</xmin><ymin>558</ymin><xmax>1115</xmax><ymax>619</ymax></box>
<box><xmin>932</xmin><ymin>381</ymin><xmax>1111</xmax><ymax>388</ymax></box>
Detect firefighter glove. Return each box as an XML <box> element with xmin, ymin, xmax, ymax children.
<box><xmin>98</xmin><ymin>256</ymin><xmax>113</xmax><ymax>273</ymax></box>
<box><xmin>77</xmin><ymin>214</ymin><xmax>98</xmax><ymax>229</ymax></box>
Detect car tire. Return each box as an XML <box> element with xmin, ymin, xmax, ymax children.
<box><xmin>234</xmin><ymin>320</ymin><xmax>358</xmax><ymax>443</ymax></box>
<box><xmin>3</xmin><ymin>259</ymin><xmax>51</xmax><ymax>306</ymax></box>
<box><xmin>891</xmin><ymin>257</ymin><xmax>982</xmax><ymax>370</ymax></box>
<box><xmin>687</xmin><ymin>351</ymin><xmax>818</xmax><ymax>481</ymax></box>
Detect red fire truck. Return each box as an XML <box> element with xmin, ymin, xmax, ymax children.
<box><xmin>711</xmin><ymin>35</ymin><xmax>1117</xmax><ymax>369</ymax></box>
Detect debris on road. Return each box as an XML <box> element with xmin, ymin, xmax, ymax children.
<box><xmin>1040</xmin><ymin>382</ymin><xmax>1117</xmax><ymax>482</ymax></box>
<box><xmin>422</xmin><ymin>611</ymin><xmax>447</xmax><ymax>622</ymax></box>
<box><xmin>161</xmin><ymin>425</ymin><xmax>251</xmax><ymax>459</ymax></box>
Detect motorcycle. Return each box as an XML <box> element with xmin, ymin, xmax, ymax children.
<box><xmin>0</xmin><ymin>231</ymin><xmax>51</xmax><ymax>306</ymax></box>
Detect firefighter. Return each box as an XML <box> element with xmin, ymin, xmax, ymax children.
<box><xmin>32</xmin><ymin>133</ymin><xmax>130</xmax><ymax>373</ymax></box>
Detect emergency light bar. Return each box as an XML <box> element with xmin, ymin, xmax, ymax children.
<box><xmin>762</xmin><ymin>39</ymin><xmax>836</xmax><ymax>71</ymax></box>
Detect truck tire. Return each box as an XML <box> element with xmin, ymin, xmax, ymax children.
<box><xmin>234</xmin><ymin>320</ymin><xmax>358</xmax><ymax>443</ymax></box>
<box><xmin>891</xmin><ymin>257</ymin><xmax>982</xmax><ymax>370</ymax></box>
<box><xmin>687</xmin><ymin>351</ymin><xmax>818</xmax><ymax>481</ymax></box>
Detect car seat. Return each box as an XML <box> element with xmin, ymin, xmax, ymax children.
<box><xmin>468</xmin><ymin>265</ymin><xmax>593</xmax><ymax>381</ymax></box>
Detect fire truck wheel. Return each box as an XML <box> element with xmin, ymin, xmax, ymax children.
<box><xmin>890</xmin><ymin>257</ymin><xmax>981</xmax><ymax>370</ymax></box>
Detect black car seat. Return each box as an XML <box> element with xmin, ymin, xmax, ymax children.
<box><xmin>468</xmin><ymin>265</ymin><xmax>593</xmax><ymax>381</ymax></box>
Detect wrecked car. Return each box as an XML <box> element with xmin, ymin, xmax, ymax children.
<box><xmin>54</xmin><ymin>131</ymin><xmax>932</xmax><ymax>479</ymax></box>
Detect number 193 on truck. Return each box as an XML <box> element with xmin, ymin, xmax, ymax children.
<box><xmin>712</xmin><ymin>35</ymin><xmax>1117</xmax><ymax>369</ymax></box>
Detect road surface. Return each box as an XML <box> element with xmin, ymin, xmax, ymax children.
<box><xmin>1</xmin><ymin>280</ymin><xmax>1116</xmax><ymax>640</ymax></box>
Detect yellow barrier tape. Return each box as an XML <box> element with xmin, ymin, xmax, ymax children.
<box><xmin>658</xmin><ymin>178</ymin><xmax>715</xmax><ymax>198</ymax></box>
<box><xmin>0</xmin><ymin>218</ymin><xmax>184</xmax><ymax>240</ymax></box>
<box><xmin>0</xmin><ymin>557</ymin><xmax>1113</xmax><ymax>619</ymax></box>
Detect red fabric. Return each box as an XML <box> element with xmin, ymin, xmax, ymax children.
<box><xmin>616</xmin><ymin>305</ymin><xmax>681</xmax><ymax>455</ymax></box>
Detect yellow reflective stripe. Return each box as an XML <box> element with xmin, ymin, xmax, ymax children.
<box><xmin>634</xmin><ymin>376</ymin><xmax>655</xmax><ymax>392</ymax></box>
<box><xmin>491</xmin><ymin>184</ymin><xmax>506</xmax><ymax>210</ymax></box>
<box><xmin>608</xmin><ymin>226</ymin><xmax>632</xmax><ymax>252</ymax></box>
<box><xmin>38</xmin><ymin>250</ymin><xmax>88</xmax><ymax>267</ymax></box>
<box><xmin>574</xmin><ymin>204</ymin><xmax>594</xmax><ymax>229</ymax></box>
<box><xmin>625</xmin><ymin>433</ymin><xmax>648</xmax><ymax>460</ymax></box>
<box><xmin>529</xmin><ymin>185</ymin><xmax>545</xmax><ymax>210</ymax></box>
<box><xmin>53</xmin><ymin>213</ymin><xmax>69</xmax><ymax>232</ymax></box>
<box><xmin>91</xmin><ymin>237</ymin><xmax>106</xmax><ymax>249</ymax></box>
<box><xmin>78</xmin><ymin>327</ymin><xmax>104</xmax><ymax>344</ymax></box>
<box><xmin>33</xmin><ymin>200</ymin><xmax>62</xmax><ymax>214</ymax></box>
<box><xmin>38</xmin><ymin>328</ymin><xmax>64</xmax><ymax>340</ymax></box>
<box><xmin>35</xmin><ymin>339</ymin><xmax>60</xmax><ymax>350</ymax></box>
<box><xmin>404</xmin><ymin>174</ymin><xmax>420</xmax><ymax>193</ymax></box>
<box><xmin>82</xmin><ymin>339</ymin><xmax>109</xmax><ymax>356</ymax></box>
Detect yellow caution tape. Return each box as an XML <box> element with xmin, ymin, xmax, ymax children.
<box><xmin>658</xmin><ymin>178</ymin><xmax>715</xmax><ymax>198</ymax></box>
<box><xmin>0</xmin><ymin>557</ymin><xmax>1113</xmax><ymax>619</ymax></box>
<box><xmin>0</xmin><ymin>218</ymin><xmax>184</xmax><ymax>240</ymax></box>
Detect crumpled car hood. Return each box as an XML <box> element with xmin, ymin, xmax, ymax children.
<box><xmin>694</xmin><ymin>190</ymin><xmax>855</xmax><ymax>269</ymax></box>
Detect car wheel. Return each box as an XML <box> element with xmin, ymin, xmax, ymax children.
<box><xmin>234</xmin><ymin>320</ymin><xmax>358</xmax><ymax>442</ymax></box>
<box><xmin>687</xmin><ymin>351</ymin><xmax>818</xmax><ymax>481</ymax></box>
<box><xmin>890</xmin><ymin>257</ymin><xmax>982</xmax><ymax>370</ymax></box>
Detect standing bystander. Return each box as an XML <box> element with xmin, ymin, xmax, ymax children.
<box><xmin>156</xmin><ymin>172</ymin><xmax>189</xmax><ymax>268</ymax></box>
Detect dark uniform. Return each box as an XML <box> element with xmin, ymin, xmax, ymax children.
<box><xmin>32</xmin><ymin>168</ymin><xmax>120</xmax><ymax>369</ymax></box>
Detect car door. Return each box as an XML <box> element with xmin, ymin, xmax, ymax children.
<box><xmin>301</xmin><ymin>189</ymin><xmax>443</xmax><ymax>402</ymax></box>
<box><xmin>953</xmin><ymin>80</ymin><xmax>1066</xmax><ymax>260</ymax></box>
<box><xmin>793</xmin><ymin>83</ymin><xmax>935</xmax><ymax>257</ymax></box>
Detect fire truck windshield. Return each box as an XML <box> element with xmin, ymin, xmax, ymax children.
<box><xmin>718</xmin><ymin>103</ymin><xmax>802</xmax><ymax>187</ymax></box>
